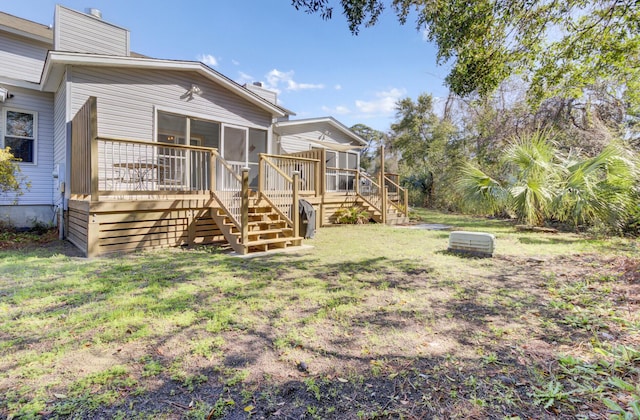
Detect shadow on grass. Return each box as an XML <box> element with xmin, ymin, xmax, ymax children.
<box><xmin>518</xmin><ymin>236</ymin><xmax>589</xmax><ymax>245</ymax></box>
<box><xmin>0</xmin><ymin>243</ymin><xmax>627</xmax><ymax>419</ymax></box>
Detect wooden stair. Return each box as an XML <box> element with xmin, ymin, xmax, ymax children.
<box><xmin>210</xmin><ymin>195</ymin><xmax>303</xmax><ymax>255</ymax></box>
<box><xmin>385</xmin><ymin>206</ymin><xmax>410</xmax><ymax>225</ymax></box>
<box><xmin>355</xmin><ymin>197</ymin><xmax>409</xmax><ymax>225</ymax></box>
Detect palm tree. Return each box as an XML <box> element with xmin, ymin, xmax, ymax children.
<box><xmin>457</xmin><ymin>130</ymin><xmax>560</xmax><ymax>226</ymax></box>
<box><xmin>456</xmin><ymin>131</ymin><xmax>639</xmax><ymax>230</ymax></box>
<box><xmin>456</xmin><ymin>161</ymin><xmax>507</xmax><ymax>215</ymax></box>
<box><xmin>502</xmin><ymin>131</ymin><xmax>559</xmax><ymax>226</ymax></box>
<box><xmin>553</xmin><ymin>143</ymin><xmax>639</xmax><ymax>231</ymax></box>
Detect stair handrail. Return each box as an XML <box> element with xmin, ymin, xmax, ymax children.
<box><xmin>258</xmin><ymin>153</ymin><xmax>319</xmax><ymax>195</ymax></box>
<box><xmin>211</xmin><ymin>151</ymin><xmax>243</xmax><ymax>230</ymax></box>
<box><xmin>258</xmin><ymin>154</ymin><xmax>295</xmax><ymax>225</ymax></box>
<box><xmin>384</xmin><ymin>175</ymin><xmax>409</xmax><ymax>217</ymax></box>
<box><xmin>357</xmin><ymin>171</ymin><xmax>383</xmax><ymax>214</ymax></box>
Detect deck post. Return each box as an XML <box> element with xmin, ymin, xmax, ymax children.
<box><xmin>314</xmin><ymin>159</ymin><xmax>320</xmax><ymax>197</ymax></box>
<box><xmin>293</xmin><ymin>171</ymin><xmax>300</xmax><ymax>239</ymax></box>
<box><xmin>89</xmin><ymin>97</ymin><xmax>99</xmax><ymax>202</ymax></box>
<box><xmin>382</xmin><ymin>186</ymin><xmax>388</xmax><ymax>225</ymax></box>
<box><xmin>355</xmin><ymin>170</ymin><xmax>360</xmax><ymax>195</ymax></box>
<box><xmin>258</xmin><ymin>153</ymin><xmax>264</xmax><ymax>196</ymax></box>
<box><xmin>86</xmin><ymin>213</ymin><xmax>99</xmax><ymax>257</ymax></box>
<box><xmin>187</xmin><ymin>210</ymin><xmax>196</xmax><ymax>247</ymax></box>
<box><xmin>404</xmin><ymin>188</ymin><xmax>409</xmax><ymax>217</ymax></box>
<box><xmin>379</xmin><ymin>145</ymin><xmax>385</xmax><ymax>191</ymax></box>
<box><xmin>209</xmin><ymin>151</ymin><xmax>216</xmax><ymax>193</ymax></box>
<box><xmin>320</xmin><ymin>149</ymin><xmax>326</xmax><ymax>195</ymax></box>
<box><xmin>241</xmin><ymin>168</ymin><xmax>250</xmax><ymax>255</ymax></box>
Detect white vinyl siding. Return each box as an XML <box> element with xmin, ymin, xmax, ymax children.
<box><xmin>69</xmin><ymin>66</ymin><xmax>273</xmax><ymax>141</ymax></box>
<box><xmin>0</xmin><ymin>87</ymin><xmax>54</xmax><ymax>205</ymax></box>
<box><xmin>0</xmin><ymin>31</ymin><xmax>49</xmax><ymax>83</ymax></box>
<box><xmin>54</xmin><ymin>5</ymin><xmax>129</xmax><ymax>56</ymax></box>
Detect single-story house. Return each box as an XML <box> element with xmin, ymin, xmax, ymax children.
<box><xmin>0</xmin><ymin>5</ymin><xmax>408</xmax><ymax>256</ymax></box>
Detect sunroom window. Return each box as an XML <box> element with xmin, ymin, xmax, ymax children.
<box><xmin>3</xmin><ymin>109</ymin><xmax>36</xmax><ymax>164</ymax></box>
<box><xmin>324</xmin><ymin>150</ymin><xmax>359</xmax><ymax>191</ymax></box>
<box><xmin>157</xmin><ymin>111</ymin><xmax>220</xmax><ymax>148</ymax></box>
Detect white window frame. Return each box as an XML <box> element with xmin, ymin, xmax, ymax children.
<box><xmin>2</xmin><ymin>107</ymin><xmax>37</xmax><ymax>165</ymax></box>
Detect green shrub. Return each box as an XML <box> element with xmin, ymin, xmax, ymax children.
<box><xmin>334</xmin><ymin>207</ymin><xmax>369</xmax><ymax>224</ymax></box>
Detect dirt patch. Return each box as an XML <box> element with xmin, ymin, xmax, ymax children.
<box><xmin>0</xmin><ymin>227</ymin><xmax>83</xmax><ymax>256</ymax></box>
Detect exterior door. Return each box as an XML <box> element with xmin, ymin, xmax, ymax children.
<box><xmin>222</xmin><ymin>126</ymin><xmax>267</xmax><ymax>187</ymax></box>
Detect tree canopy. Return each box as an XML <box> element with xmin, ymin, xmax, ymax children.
<box><xmin>292</xmin><ymin>0</ymin><xmax>640</xmax><ymax>109</ymax></box>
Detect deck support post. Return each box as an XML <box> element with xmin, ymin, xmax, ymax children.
<box><xmin>382</xmin><ymin>186</ymin><xmax>388</xmax><ymax>225</ymax></box>
<box><xmin>293</xmin><ymin>171</ymin><xmax>300</xmax><ymax>240</ymax></box>
<box><xmin>404</xmin><ymin>188</ymin><xmax>409</xmax><ymax>217</ymax></box>
<box><xmin>89</xmin><ymin>97</ymin><xmax>99</xmax><ymax>203</ymax></box>
<box><xmin>380</xmin><ymin>145</ymin><xmax>387</xmax><ymax>224</ymax></box>
<box><xmin>241</xmin><ymin>168</ymin><xmax>250</xmax><ymax>255</ymax></box>
<box><xmin>320</xmin><ymin>149</ymin><xmax>326</xmax><ymax>195</ymax></box>
<box><xmin>258</xmin><ymin>153</ymin><xmax>264</xmax><ymax>197</ymax></box>
<box><xmin>86</xmin><ymin>212</ymin><xmax>99</xmax><ymax>257</ymax></box>
<box><xmin>314</xmin><ymin>159</ymin><xmax>321</xmax><ymax>197</ymax></box>
<box><xmin>379</xmin><ymin>145</ymin><xmax>385</xmax><ymax>189</ymax></box>
<box><xmin>187</xmin><ymin>210</ymin><xmax>196</xmax><ymax>247</ymax></box>
<box><xmin>209</xmin><ymin>151</ymin><xmax>216</xmax><ymax>193</ymax></box>
<box><xmin>355</xmin><ymin>170</ymin><xmax>360</xmax><ymax>195</ymax></box>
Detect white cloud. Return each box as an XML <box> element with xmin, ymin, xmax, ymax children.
<box><xmin>236</xmin><ymin>71</ymin><xmax>255</xmax><ymax>85</ymax></box>
<box><xmin>198</xmin><ymin>54</ymin><xmax>219</xmax><ymax>67</ymax></box>
<box><xmin>265</xmin><ymin>69</ymin><xmax>324</xmax><ymax>92</ymax></box>
<box><xmin>232</xmin><ymin>59</ymin><xmax>240</xmax><ymax>66</ymax></box>
<box><xmin>355</xmin><ymin>88</ymin><xmax>406</xmax><ymax>114</ymax></box>
<box><xmin>334</xmin><ymin>84</ymin><xmax>342</xmax><ymax>90</ymax></box>
<box><xmin>321</xmin><ymin>105</ymin><xmax>351</xmax><ymax>115</ymax></box>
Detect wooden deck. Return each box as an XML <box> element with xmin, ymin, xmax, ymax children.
<box><xmin>66</xmin><ymin>96</ymin><xmax>409</xmax><ymax>257</ymax></box>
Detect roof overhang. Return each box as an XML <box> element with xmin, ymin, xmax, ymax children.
<box><xmin>40</xmin><ymin>51</ymin><xmax>289</xmax><ymax>118</ymax></box>
<box><xmin>273</xmin><ymin>117</ymin><xmax>367</xmax><ymax>145</ymax></box>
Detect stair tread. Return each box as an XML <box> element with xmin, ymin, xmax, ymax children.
<box><xmin>231</xmin><ymin>228</ymin><xmax>293</xmax><ymax>237</ymax></box>
<box><xmin>247</xmin><ymin>228</ymin><xmax>293</xmax><ymax>236</ymax></box>
<box><xmin>245</xmin><ymin>236</ymin><xmax>303</xmax><ymax>246</ymax></box>
<box><xmin>248</xmin><ymin>220</ymin><xmax>287</xmax><ymax>226</ymax></box>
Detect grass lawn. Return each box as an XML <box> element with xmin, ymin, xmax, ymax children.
<box><xmin>1</xmin><ymin>209</ymin><xmax>639</xmax><ymax>419</ymax></box>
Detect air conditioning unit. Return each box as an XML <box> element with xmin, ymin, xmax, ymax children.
<box><xmin>448</xmin><ymin>231</ymin><xmax>496</xmax><ymax>257</ymax></box>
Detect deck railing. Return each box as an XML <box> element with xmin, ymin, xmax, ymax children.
<box><xmin>258</xmin><ymin>156</ymin><xmax>296</xmax><ymax>224</ymax></box>
<box><xmin>212</xmin><ymin>153</ymin><xmax>242</xmax><ymax>229</ymax></box>
<box><xmin>358</xmin><ymin>172</ymin><xmax>383</xmax><ymax>212</ymax></box>
<box><xmin>384</xmin><ymin>174</ymin><xmax>409</xmax><ymax>217</ymax></box>
<box><xmin>96</xmin><ymin>137</ymin><xmax>215</xmax><ymax>198</ymax></box>
<box><xmin>259</xmin><ymin>154</ymin><xmax>319</xmax><ymax>195</ymax></box>
<box><xmin>285</xmin><ymin>149</ymin><xmax>325</xmax><ymax>193</ymax></box>
<box><xmin>70</xmin><ymin>96</ymin><xmax>95</xmax><ymax>197</ymax></box>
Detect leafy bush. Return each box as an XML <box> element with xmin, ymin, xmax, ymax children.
<box><xmin>334</xmin><ymin>207</ymin><xmax>369</xmax><ymax>224</ymax></box>
<box><xmin>456</xmin><ymin>131</ymin><xmax>639</xmax><ymax>233</ymax></box>
<box><xmin>0</xmin><ymin>147</ymin><xmax>29</xmax><ymax>201</ymax></box>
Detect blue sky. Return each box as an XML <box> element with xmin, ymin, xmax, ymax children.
<box><xmin>2</xmin><ymin>1</ymin><xmax>449</xmax><ymax>131</ymax></box>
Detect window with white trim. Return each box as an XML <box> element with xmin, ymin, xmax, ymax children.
<box><xmin>3</xmin><ymin>109</ymin><xmax>37</xmax><ymax>164</ymax></box>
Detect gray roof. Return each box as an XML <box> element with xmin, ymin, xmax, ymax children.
<box><xmin>0</xmin><ymin>11</ymin><xmax>53</xmax><ymax>43</ymax></box>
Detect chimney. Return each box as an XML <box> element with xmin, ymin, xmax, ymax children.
<box><xmin>244</xmin><ymin>82</ymin><xmax>277</xmax><ymax>105</ymax></box>
<box><xmin>85</xmin><ymin>8</ymin><xmax>102</xmax><ymax>19</ymax></box>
